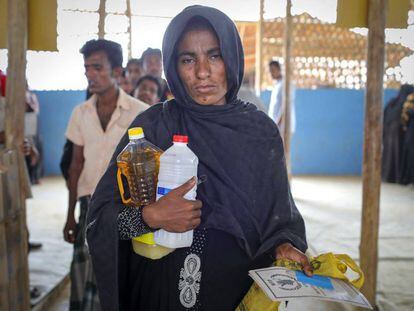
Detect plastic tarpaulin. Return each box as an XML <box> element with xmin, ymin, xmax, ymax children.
<box><xmin>336</xmin><ymin>0</ymin><xmax>410</xmax><ymax>29</ymax></box>
<box><xmin>0</xmin><ymin>0</ymin><xmax>57</xmax><ymax>51</ymax></box>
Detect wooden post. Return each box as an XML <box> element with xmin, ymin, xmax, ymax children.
<box><xmin>283</xmin><ymin>0</ymin><xmax>293</xmax><ymax>178</ymax></box>
<box><xmin>98</xmin><ymin>0</ymin><xmax>106</xmax><ymax>39</ymax></box>
<box><xmin>359</xmin><ymin>0</ymin><xmax>386</xmax><ymax>308</ymax></box>
<box><xmin>255</xmin><ymin>0</ymin><xmax>264</xmax><ymax>96</ymax></box>
<box><xmin>0</xmin><ymin>169</ymin><xmax>9</xmax><ymax>311</ymax></box>
<box><xmin>1</xmin><ymin>151</ymin><xmax>29</xmax><ymax>311</ymax></box>
<box><xmin>5</xmin><ymin>0</ymin><xmax>27</xmax><ymax>150</ymax></box>
<box><xmin>126</xmin><ymin>0</ymin><xmax>132</xmax><ymax>60</ymax></box>
<box><xmin>2</xmin><ymin>0</ymin><xmax>30</xmax><ymax>309</ymax></box>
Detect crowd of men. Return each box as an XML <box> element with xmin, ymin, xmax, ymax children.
<box><xmin>117</xmin><ymin>47</ymin><xmax>172</xmax><ymax>106</ymax></box>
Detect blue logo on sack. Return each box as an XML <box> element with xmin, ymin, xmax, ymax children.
<box><xmin>157</xmin><ymin>187</ymin><xmax>172</xmax><ymax>196</ymax></box>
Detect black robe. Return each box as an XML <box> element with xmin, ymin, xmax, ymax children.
<box><xmin>86</xmin><ymin>5</ymin><xmax>307</xmax><ymax>310</ymax></box>
<box><xmin>400</xmin><ymin>94</ymin><xmax>414</xmax><ymax>184</ymax></box>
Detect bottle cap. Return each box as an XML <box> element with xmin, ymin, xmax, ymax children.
<box><xmin>128</xmin><ymin>127</ymin><xmax>144</xmax><ymax>139</ymax></box>
<box><xmin>173</xmin><ymin>135</ymin><xmax>188</xmax><ymax>143</ymax></box>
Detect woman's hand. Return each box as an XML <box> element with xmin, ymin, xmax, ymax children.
<box><xmin>142</xmin><ymin>177</ymin><xmax>202</xmax><ymax>233</ymax></box>
<box><xmin>276</xmin><ymin>242</ymin><xmax>313</xmax><ymax>277</ymax></box>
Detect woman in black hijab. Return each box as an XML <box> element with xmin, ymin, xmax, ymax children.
<box><xmin>382</xmin><ymin>84</ymin><xmax>414</xmax><ymax>183</ymax></box>
<box><xmin>87</xmin><ymin>6</ymin><xmax>310</xmax><ymax>311</ymax></box>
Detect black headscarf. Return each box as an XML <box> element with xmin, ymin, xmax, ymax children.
<box><xmin>87</xmin><ymin>6</ymin><xmax>307</xmax><ymax>310</ymax></box>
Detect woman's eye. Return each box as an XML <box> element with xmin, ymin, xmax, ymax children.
<box><xmin>181</xmin><ymin>58</ymin><xmax>194</xmax><ymax>64</ymax></box>
<box><xmin>210</xmin><ymin>54</ymin><xmax>221</xmax><ymax>60</ymax></box>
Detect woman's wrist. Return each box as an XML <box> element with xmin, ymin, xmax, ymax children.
<box><xmin>275</xmin><ymin>239</ymin><xmax>292</xmax><ymax>253</ymax></box>
<box><xmin>275</xmin><ymin>242</ymin><xmax>293</xmax><ymax>257</ymax></box>
<box><xmin>141</xmin><ymin>203</ymin><xmax>159</xmax><ymax>229</ymax></box>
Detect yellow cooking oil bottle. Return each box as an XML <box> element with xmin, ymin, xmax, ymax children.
<box><xmin>116</xmin><ymin>127</ymin><xmax>174</xmax><ymax>259</ymax></box>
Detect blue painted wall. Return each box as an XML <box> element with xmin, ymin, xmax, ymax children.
<box><xmin>261</xmin><ymin>88</ymin><xmax>397</xmax><ymax>175</ymax></box>
<box><xmin>36</xmin><ymin>88</ymin><xmax>397</xmax><ymax>176</ymax></box>
<box><xmin>35</xmin><ymin>90</ymin><xmax>86</xmax><ymax>176</ymax></box>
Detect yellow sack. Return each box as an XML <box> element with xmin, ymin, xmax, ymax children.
<box><xmin>236</xmin><ymin>253</ymin><xmax>364</xmax><ymax>311</ymax></box>
<box><xmin>236</xmin><ymin>284</ymin><xmax>281</xmax><ymax>311</ymax></box>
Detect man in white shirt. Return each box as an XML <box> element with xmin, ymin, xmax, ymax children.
<box><xmin>267</xmin><ymin>60</ymin><xmax>296</xmax><ymax>138</ymax></box>
<box><xmin>63</xmin><ymin>39</ymin><xmax>148</xmax><ymax>310</ymax></box>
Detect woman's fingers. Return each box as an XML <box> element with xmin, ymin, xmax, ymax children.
<box><xmin>298</xmin><ymin>253</ymin><xmax>313</xmax><ymax>277</ymax></box>
<box><xmin>191</xmin><ymin>199</ymin><xmax>202</xmax><ymax>209</ymax></box>
<box><xmin>148</xmin><ymin>176</ymin><xmax>203</xmax><ymax>232</ymax></box>
<box><xmin>192</xmin><ymin>207</ymin><xmax>202</xmax><ymax>219</ymax></box>
<box><xmin>287</xmin><ymin>247</ymin><xmax>313</xmax><ymax>276</ymax></box>
<box><xmin>169</xmin><ymin>177</ymin><xmax>196</xmax><ymax>197</ymax></box>
<box><xmin>276</xmin><ymin>242</ymin><xmax>313</xmax><ymax>276</ymax></box>
<box><xmin>191</xmin><ymin>217</ymin><xmax>201</xmax><ymax>229</ymax></box>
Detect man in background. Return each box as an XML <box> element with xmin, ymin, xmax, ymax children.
<box><xmin>25</xmin><ymin>82</ymin><xmax>43</xmax><ymax>184</ymax></box>
<box><xmin>117</xmin><ymin>69</ymin><xmax>135</xmax><ymax>95</ymax></box>
<box><xmin>141</xmin><ymin>47</ymin><xmax>171</xmax><ymax>101</ymax></box>
<box><xmin>133</xmin><ymin>75</ymin><xmax>161</xmax><ymax>106</ymax></box>
<box><xmin>63</xmin><ymin>39</ymin><xmax>148</xmax><ymax>310</ymax></box>
<box><xmin>268</xmin><ymin>60</ymin><xmax>296</xmax><ymax>138</ymax></box>
<box><xmin>125</xmin><ymin>58</ymin><xmax>143</xmax><ymax>89</ymax></box>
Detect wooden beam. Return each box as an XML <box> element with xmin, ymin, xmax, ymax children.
<box><xmin>5</xmin><ymin>0</ymin><xmax>27</xmax><ymax>150</ymax></box>
<box><xmin>5</xmin><ymin>0</ymin><xmax>31</xmax><ymax>197</ymax></box>
<box><xmin>3</xmin><ymin>151</ymin><xmax>29</xmax><ymax>311</ymax></box>
<box><xmin>283</xmin><ymin>0</ymin><xmax>293</xmax><ymax>178</ymax></box>
<box><xmin>255</xmin><ymin>0</ymin><xmax>264</xmax><ymax>95</ymax></box>
<box><xmin>0</xmin><ymin>167</ymin><xmax>9</xmax><ymax>310</ymax></box>
<box><xmin>98</xmin><ymin>0</ymin><xmax>106</xmax><ymax>39</ymax></box>
<box><xmin>359</xmin><ymin>0</ymin><xmax>387</xmax><ymax>308</ymax></box>
<box><xmin>2</xmin><ymin>0</ymin><xmax>30</xmax><ymax>309</ymax></box>
<box><xmin>126</xmin><ymin>0</ymin><xmax>132</xmax><ymax>60</ymax></box>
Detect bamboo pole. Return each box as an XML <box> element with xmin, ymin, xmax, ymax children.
<box><xmin>255</xmin><ymin>0</ymin><xmax>264</xmax><ymax>96</ymax></box>
<box><xmin>0</xmin><ymin>170</ymin><xmax>9</xmax><ymax>311</ymax></box>
<box><xmin>2</xmin><ymin>151</ymin><xmax>29</xmax><ymax>311</ymax></box>
<box><xmin>5</xmin><ymin>0</ymin><xmax>27</xmax><ymax>150</ymax></box>
<box><xmin>283</xmin><ymin>0</ymin><xmax>293</xmax><ymax>179</ymax></box>
<box><xmin>359</xmin><ymin>0</ymin><xmax>386</xmax><ymax>308</ymax></box>
<box><xmin>2</xmin><ymin>0</ymin><xmax>30</xmax><ymax>308</ymax></box>
<box><xmin>98</xmin><ymin>0</ymin><xmax>106</xmax><ymax>39</ymax></box>
<box><xmin>126</xmin><ymin>0</ymin><xmax>133</xmax><ymax>60</ymax></box>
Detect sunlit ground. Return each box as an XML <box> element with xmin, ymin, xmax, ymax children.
<box><xmin>27</xmin><ymin>176</ymin><xmax>414</xmax><ymax>310</ymax></box>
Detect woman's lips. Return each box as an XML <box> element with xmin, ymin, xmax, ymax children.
<box><xmin>195</xmin><ymin>85</ymin><xmax>215</xmax><ymax>93</ymax></box>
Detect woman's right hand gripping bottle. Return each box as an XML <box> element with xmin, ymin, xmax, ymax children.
<box><xmin>116</xmin><ymin>127</ymin><xmax>174</xmax><ymax>259</ymax></box>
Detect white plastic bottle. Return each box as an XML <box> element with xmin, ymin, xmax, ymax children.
<box><xmin>153</xmin><ymin>135</ymin><xmax>198</xmax><ymax>248</ymax></box>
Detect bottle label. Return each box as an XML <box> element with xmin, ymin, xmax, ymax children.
<box><xmin>156</xmin><ymin>184</ymin><xmax>197</xmax><ymax>201</ymax></box>
<box><xmin>157</xmin><ymin>186</ymin><xmax>172</xmax><ymax>196</ymax></box>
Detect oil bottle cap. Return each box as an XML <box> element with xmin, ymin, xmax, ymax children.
<box><xmin>128</xmin><ymin>127</ymin><xmax>144</xmax><ymax>139</ymax></box>
<box><xmin>173</xmin><ymin>135</ymin><xmax>188</xmax><ymax>143</ymax></box>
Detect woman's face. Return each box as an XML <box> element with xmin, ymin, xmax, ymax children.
<box><xmin>176</xmin><ymin>27</ymin><xmax>227</xmax><ymax>106</ymax></box>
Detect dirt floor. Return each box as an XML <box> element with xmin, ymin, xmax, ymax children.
<box><xmin>290</xmin><ymin>177</ymin><xmax>414</xmax><ymax>311</ymax></box>
<box><xmin>27</xmin><ymin>176</ymin><xmax>414</xmax><ymax>310</ymax></box>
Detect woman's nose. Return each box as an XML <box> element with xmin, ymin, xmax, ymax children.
<box><xmin>195</xmin><ymin>59</ymin><xmax>211</xmax><ymax>79</ymax></box>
